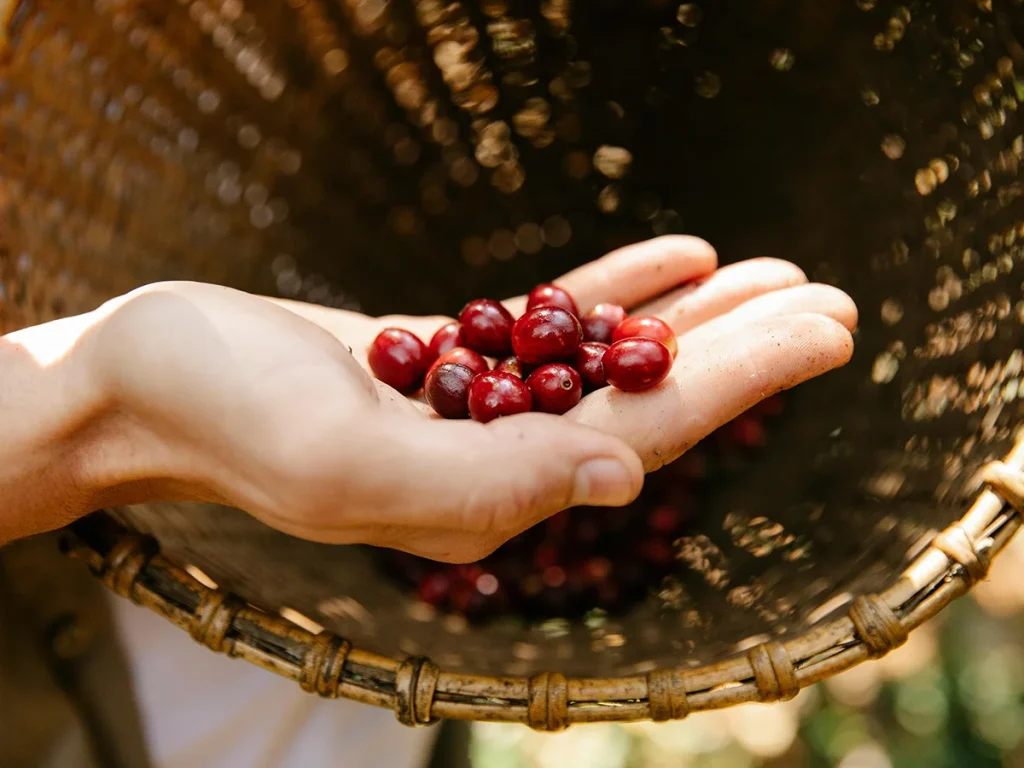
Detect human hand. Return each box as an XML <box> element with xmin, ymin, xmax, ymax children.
<box><xmin>13</xmin><ymin>237</ymin><xmax>854</xmax><ymax>562</ymax></box>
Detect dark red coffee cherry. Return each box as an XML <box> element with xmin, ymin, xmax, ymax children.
<box><xmin>726</xmin><ymin>415</ymin><xmax>767</xmax><ymax>448</ymax></box>
<box><xmin>496</xmin><ymin>356</ymin><xmax>527</xmax><ymax>378</ymax></box>
<box><xmin>417</xmin><ymin>571</ymin><xmax>450</xmax><ymax>606</ymax></box>
<box><xmin>428</xmin><ymin>346</ymin><xmax>489</xmax><ymax>377</ymax></box>
<box><xmin>526</xmin><ymin>283</ymin><xmax>579</xmax><ymax>316</ymax></box>
<box><xmin>511</xmin><ymin>307</ymin><xmax>583</xmax><ymax>364</ymax></box>
<box><xmin>648</xmin><ymin>504</ymin><xmax>683</xmax><ymax>534</ymax></box>
<box><xmin>575</xmin><ymin>342</ymin><xmax>609</xmax><ymax>391</ymax></box>
<box><xmin>526</xmin><ymin>363</ymin><xmax>583</xmax><ymax>414</ymax></box>
<box><xmin>581</xmin><ymin>303</ymin><xmax>627</xmax><ymax>344</ymax></box>
<box><xmin>603</xmin><ymin>338</ymin><xmax>673</xmax><ymax>392</ymax></box>
<box><xmin>428</xmin><ymin>322</ymin><xmax>462</xmax><ymax>360</ymax></box>
<box><xmin>458</xmin><ymin>299</ymin><xmax>514</xmax><ymax>357</ymax></box>
<box><xmin>468</xmin><ymin>371</ymin><xmax>533</xmax><ymax>423</ymax></box>
<box><xmin>425</xmin><ymin>362</ymin><xmax>475</xmax><ymax>419</ymax></box>
<box><xmin>612</xmin><ymin>315</ymin><xmax>678</xmax><ymax>358</ymax></box>
<box><xmin>367</xmin><ymin>328</ymin><xmax>430</xmax><ymax>394</ymax></box>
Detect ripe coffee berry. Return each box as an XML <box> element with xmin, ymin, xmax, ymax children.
<box><xmin>496</xmin><ymin>356</ymin><xmax>527</xmax><ymax>378</ymax></box>
<box><xmin>428</xmin><ymin>346</ymin><xmax>489</xmax><ymax>377</ymax></box>
<box><xmin>428</xmin><ymin>322</ymin><xmax>462</xmax><ymax>360</ymax></box>
<box><xmin>511</xmin><ymin>307</ymin><xmax>583</xmax><ymax>364</ymax></box>
<box><xmin>468</xmin><ymin>371</ymin><xmax>532</xmax><ymax>423</ymax></box>
<box><xmin>368</xmin><ymin>328</ymin><xmax>430</xmax><ymax>394</ymax></box>
<box><xmin>612</xmin><ymin>315</ymin><xmax>678</xmax><ymax>358</ymax></box>
<box><xmin>603</xmin><ymin>338</ymin><xmax>673</xmax><ymax>392</ymax></box>
<box><xmin>417</xmin><ymin>571</ymin><xmax>449</xmax><ymax>605</ymax></box>
<box><xmin>725</xmin><ymin>415</ymin><xmax>767</xmax><ymax>448</ymax></box>
<box><xmin>458</xmin><ymin>299</ymin><xmax>514</xmax><ymax>357</ymax></box>
<box><xmin>526</xmin><ymin>363</ymin><xmax>583</xmax><ymax>415</ymax></box>
<box><xmin>526</xmin><ymin>283</ymin><xmax>578</xmax><ymax>316</ymax></box>
<box><xmin>425</xmin><ymin>363</ymin><xmax>475</xmax><ymax>419</ymax></box>
<box><xmin>581</xmin><ymin>303</ymin><xmax>627</xmax><ymax>344</ymax></box>
<box><xmin>575</xmin><ymin>342</ymin><xmax>609</xmax><ymax>391</ymax></box>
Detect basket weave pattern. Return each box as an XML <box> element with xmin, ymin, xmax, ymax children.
<box><xmin>59</xmin><ymin>449</ymin><xmax>1024</xmax><ymax>731</ymax></box>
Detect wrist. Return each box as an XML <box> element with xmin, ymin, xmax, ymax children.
<box><xmin>0</xmin><ymin>312</ymin><xmax>116</xmax><ymax>542</ymax></box>
<box><xmin>0</xmin><ymin>303</ymin><xmax>221</xmax><ymax>543</ymax></box>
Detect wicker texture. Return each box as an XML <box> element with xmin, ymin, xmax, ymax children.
<box><xmin>7</xmin><ymin>0</ymin><xmax>1024</xmax><ymax>724</ymax></box>
<box><xmin>57</xmin><ymin>444</ymin><xmax>1024</xmax><ymax>730</ymax></box>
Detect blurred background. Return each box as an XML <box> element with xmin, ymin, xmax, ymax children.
<box><xmin>468</xmin><ymin>529</ymin><xmax>1024</xmax><ymax>768</ymax></box>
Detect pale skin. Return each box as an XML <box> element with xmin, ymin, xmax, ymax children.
<box><xmin>0</xmin><ymin>236</ymin><xmax>856</xmax><ymax>562</ymax></box>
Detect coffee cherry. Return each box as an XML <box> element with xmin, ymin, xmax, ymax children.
<box><xmin>511</xmin><ymin>307</ymin><xmax>583</xmax><ymax>364</ymax></box>
<box><xmin>425</xmin><ymin>362</ymin><xmax>475</xmax><ymax>419</ymax></box>
<box><xmin>428</xmin><ymin>322</ymin><xmax>463</xmax><ymax>360</ymax></box>
<box><xmin>368</xmin><ymin>328</ymin><xmax>430</xmax><ymax>394</ymax></box>
<box><xmin>526</xmin><ymin>363</ymin><xmax>583</xmax><ymax>414</ymax></box>
<box><xmin>428</xmin><ymin>346</ymin><xmax>489</xmax><ymax>377</ymax></box>
<box><xmin>575</xmin><ymin>342</ymin><xmax>609</xmax><ymax>391</ymax></box>
<box><xmin>612</xmin><ymin>315</ymin><xmax>678</xmax><ymax>358</ymax></box>
<box><xmin>581</xmin><ymin>303</ymin><xmax>627</xmax><ymax>344</ymax></box>
<box><xmin>726</xmin><ymin>415</ymin><xmax>767</xmax><ymax>448</ymax></box>
<box><xmin>603</xmin><ymin>338</ymin><xmax>673</xmax><ymax>392</ymax></box>
<box><xmin>468</xmin><ymin>371</ymin><xmax>532</xmax><ymax>422</ymax></box>
<box><xmin>458</xmin><ymin>299</ymin><xmax>514</xmax><ymax>356</ymax></box>
<box><xmin>496</xmin><ymin>356</ymin><xmax>529</xmax><ymax>378</ymax></box>
<box><xmin>417</xmin><ymin>571</ymin><xmax>450</xmax><ymax>605</ymax></box>
<box><xmin>526</xmin><ymin>283</ymin><xmax>579</xmax><ymax>315</ymax></box>
<box><xmin>648</xmin><ymin>505</ymin><xmax>683</xmax><ymax>534</ymax></box>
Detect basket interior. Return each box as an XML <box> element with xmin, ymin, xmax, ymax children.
<box><xmin>3</xmin><ymin>0</ymin><xmax>1024</xmax><ymax>675</ymax></box>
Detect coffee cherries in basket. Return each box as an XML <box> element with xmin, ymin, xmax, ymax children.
<box><xmin>367</xmin><ymin>284</ymin><xmax>676</xmax><ymax>421</ymax></box>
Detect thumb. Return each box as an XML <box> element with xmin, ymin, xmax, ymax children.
<box><xmin>371</xmin><ymin>413</ymin><xmax>644</xmax><ymax>544</ymax></box>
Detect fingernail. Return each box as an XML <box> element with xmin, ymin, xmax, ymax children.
<box><xmin>572</xmin><ymin>458</ymin><xmax>636</xmax><ymax>507</ymax></box>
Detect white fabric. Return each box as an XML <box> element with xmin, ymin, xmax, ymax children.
<box><xmin>110</xmin><ymin>596</ymin><xmax>437</xmax><ymax>768</ymax></box>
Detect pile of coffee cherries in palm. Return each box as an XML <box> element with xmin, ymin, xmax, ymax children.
<box><xmin>367</xmin><ymin>284</ymin><xmax>678</xmax><ymax>420</ymax></box>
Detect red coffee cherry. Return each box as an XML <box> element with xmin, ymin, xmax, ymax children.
<box><xmin>511</xmin><ymin>306</ymin><xmax>583</xmax><ymax>364</ymax></box>
<box><xmin>428</xmin><ymin>346</ymin><xmax>490</xmax><ymax>377</ymax></box>
<box><xmin>603</xmin><ymin>338</ymin><xmax>673</xmax><ymax>392</ymax></box>
<box><xmin>417</xmin><ymin>572</ymin><xmax>451</xmax><ymax>606</ymax></box>
<box><xmin>581</xmin><ymin>303</ymin><xmax>627</xmax><ymax>344</ymax></box>
<box><xmin>574</xmin><ymin>342</ymin><xmax>609</xmax><ymax>391</ymax></box>
<box><xmin>458</xmin><ymin>299</ymin><xmax>514</xmax><ymax>357</ymax></box>
<box><xmin>612</xmin><ymin>315</ymin><xmax>678</xmax><ymax>358</ymax></box>
<box><xmin>526</xmin><ymin>363</ymin><xmax>583</xmax><ymax>415</ymax></box>
<box><xmin>467</xmin><ymin>371</ymin><xmax>533</xmax><ymax>423</ymax></box>
<box><xmin>368</xmin><ymin>328</ymin><xmax>430</xmax><ymax>394</ymax></box>
<box><xmin>495</xmin><ymin>356</ymin><xmax>528</xmax><ymax>378</ymax></box>
<box><xmin>428</xmin><ymin>322</ymin><xmax>463</xmax><ymax>360</ymax></box>
<box><xmin>526</xmin><ymin>283</ymin><xmax>579</xmax><ymax>315</ymax></box>
<box><xmin>425</xmin><ymin>362</ymin><xmax>476</xmax><ymax>419</ymax></box>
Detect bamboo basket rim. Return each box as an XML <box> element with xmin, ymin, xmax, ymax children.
<box><xmin>59</xmin><ymin>438</ymin><xmax>1024</xmax><ymax>731</ymax></box>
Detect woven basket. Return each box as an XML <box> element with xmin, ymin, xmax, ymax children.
<box><xmin>6</xmin><ymin>0</ymin><xmax>1024</xmax><ymax>730</ymax></box>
